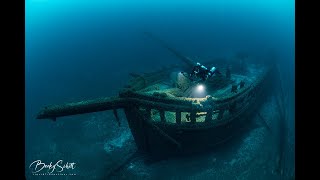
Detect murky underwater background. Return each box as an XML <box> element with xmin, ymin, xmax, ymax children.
<box><xmin>25</xmin><ymin>0</ymin><xmax>294</xmax><ymax>179</ymax></box>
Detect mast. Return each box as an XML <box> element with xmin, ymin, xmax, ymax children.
<box><xmin>144</xmin><ymin>32</ymin><xmax>196</xmax><ymax>68</ymax></box>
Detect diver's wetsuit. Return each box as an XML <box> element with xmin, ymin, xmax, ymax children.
<box><xmin>189</xmin><ymin>62</ymin><xmax>218</xmax><ymax>82</ymax></box>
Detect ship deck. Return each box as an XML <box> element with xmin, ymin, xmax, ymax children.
<box><xmin>138</xmin><ymin>64</ymin><xmax>266</xmax><ymax>124</ymax></box>
<box><xmin>142</xmin><ymin>64</ymin><xmax>265</xmax><ymax>99</ymax></box>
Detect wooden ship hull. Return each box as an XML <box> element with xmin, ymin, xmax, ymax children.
<box><xmin>120</xmin><ymin>66</ymin><xmax>274</xmax><ymax>158</ymax></box>
<box><xmin>36</xmin><ymin>33</ymin><xmax>275</xmax><ymax>159</ymax></box>
<box><xmin>37</xmin><ymin>63</ymin><xmax>274</xmax><ymax>159</ymax></box>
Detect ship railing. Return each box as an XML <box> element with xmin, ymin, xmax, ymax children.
<box><xmin>119</xmin><ymin>71</ymin><xmax>267</xmax><ymax>126</ymax></box>
<box><xmin>36</xmin><ymin>68</ymin><xmax>269</xmax><ymax>124</ymax></box>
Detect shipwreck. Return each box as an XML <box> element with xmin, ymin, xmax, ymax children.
<box><xmin>36</xmin><ymin>33</ymin><xmax>275</xmax><ymax>159</ymax></box>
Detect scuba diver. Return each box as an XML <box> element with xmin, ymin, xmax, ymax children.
<box><xmin>143</xmin><ymin>32</ymin><xmax>221</xmax><ymax>83</ymax></box>
<box><xmin>182</xmin><ymin>62</ymin><xmax>221</xmax><ymax>83</ymax></box>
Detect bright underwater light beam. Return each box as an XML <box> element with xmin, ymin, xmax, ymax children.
<box><xmin>196</xmin><ymin>84</ymin><xmax>205</xmax><ymax>92</ymax></box>
<box><xmin>192</xmin><ymin>84</ymin><xmax>207</xmax><ymax>98</ymax></box>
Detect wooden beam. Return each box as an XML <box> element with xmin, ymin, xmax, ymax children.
<box><xmin>160</xmin><ymin>110</ymin><xmax>166</xmax><ymax>123</ymax></box>
<box><xmin>205</xmin><ymin>109</ymin><xmax>213</xmax><ymax>123</ymax></box>
<box><xmin>190</xmin><ymin>111</ymin><xmax>196</xmax><ymax>124</ymax></box>
<box><xmin>176</xmin><ymin>111</ymin><xmax>181</xmax><ymax>124</ymax></box>
<box><xmin>37</xmin><ymin>97</ymin><xmax>126</xmax><ymax>120</ymax></box>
